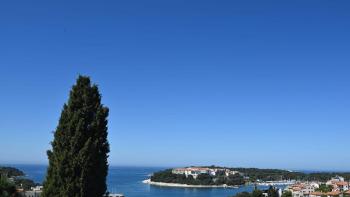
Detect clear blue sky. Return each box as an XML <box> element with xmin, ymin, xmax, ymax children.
<box><xmin>0</xmin><ymin>1</ymin><xmax>349</xmax><ymax>171</ymax></box>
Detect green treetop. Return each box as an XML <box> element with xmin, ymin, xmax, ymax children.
<box><xmin>42</xmin><ymin>76</ymin><xmax>110</xmax><ymax>197</ymax></box>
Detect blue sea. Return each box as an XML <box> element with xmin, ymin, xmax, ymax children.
<box><xmin>8</xmin><ymin>164</ymin><xmax>283</xmax><ymax>197</ymax></box>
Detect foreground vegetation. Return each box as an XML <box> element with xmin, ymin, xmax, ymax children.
<box><xmin>0</xmin><ymin>176</ymin><xmax>19</xmax><ymax>197</ymax></box>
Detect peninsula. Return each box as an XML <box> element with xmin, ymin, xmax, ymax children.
<box><xmin>143</xmin><ymin>166</ymin><xmax>350</xmax><ymax>188</ymax></box>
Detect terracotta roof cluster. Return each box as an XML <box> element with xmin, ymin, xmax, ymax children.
<box><xmin>310</xmin><ymin>191</ymin><xmax>323</xmax><ymax>196</ymax></box>
<box><xmin>335</xmin><ymin>181</ymin><xmax>349</xmax><ymax>186</ymax></box>
<box><xmin>310</xmin><ymin>191</ymin><xmax>342</xmax><ymax>196</ymax></box>
<box><xmin>327</xmin><ymin>191</ymin><xmax>341</xmax><ymax>196</ymax></box>
<box><xmin>290</xmin><ymin>183</ymin><xmax>309</xmax><ymax>191</ymax></box>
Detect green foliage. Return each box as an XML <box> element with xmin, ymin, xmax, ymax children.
<box><xmin>229</xmin><ymin>168</ymin><xmax>350</xmax><ymax>182</ymax></box>
<box><xmin>0</xmin><ymin>167</ymin><xmax>24</xmax><ymax>177</ymax></box>
<box><xmin>232</xmin><ymin>188</ymin><xmax>279</xmax><ymax>197</ymax></box>
<box><xmin>150</xmin><ymin>169</ymin><xmax>245</xmax><ymax>186</ymax></box>
<box><xmin>282</xmin><ymin>190</ymin><xmax>292</xmax><ymax>197</ymax></box>
<box><xmin>316</xmin><ymin>184</ymin><xmax>333</xmax><ymax>193</ymax></box>
<box><xmin>42</xmin><ymin>76</ymin><xmax>110</xmax><ymax>197</ymax></box>
<box><xmin>230</xmin><ymin>168</ymin><xmax>305</xmax><ymax>181</ymax></box>
<box><xmin>234</xmin><ymin>192</ymin><xmax>252</xmax><ymax>197</ymax></box>
<box><xmin>252</xmin><ymin>189</ymin><xmax>264</xmax><ymax>197</ymax></box>
<box><xmin>0</xmin><ymin>176</ymin><xmax>19</xmax><ymax>197</ymax></box>
<box><xmin>150</xmin><ymin>169</ymin><xmax>209</xmax><ymax>185</ymax></box>
<box><xmin>153</xmin><ymin>167</ymin><xmax>350</xmax><ymax>185</ymax></box>
<box><xmin>196</xmin><ymin>174</ymin><xmax>213</xmax><ymax>185</ymax></box>
<box><xmin>226</xmin><ymin>174</ymin><xmax>245</xmax><ymax>186</ymax></box>
<box><xmin>14</xmin><ymin>178</ymin><xmax>37</xmax><ymax>190</ymax></box>
<box><xmin>267</xmin><ymin>186</ymin><xmax>279</xmax><ymax>197</ymax></box>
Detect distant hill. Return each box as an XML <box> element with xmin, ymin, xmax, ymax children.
<box><xmin>0</xmin><ymin>166</ymin><xmax>25</xmax><ymax>177</ymax></box>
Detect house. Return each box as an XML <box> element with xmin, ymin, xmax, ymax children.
<box><xmin>22</xmin><ymin>185</ymin><xmax>43</xmax><ymax>197</ymax></box>
<box><xmin>23</xmin><ymin>190</ymin><xmax>42</xmax><ymax>197</ymax></box>
<box><xmin>172</xmin><ymin>167</ymin><xmax>239</xmax><ymax>179</ymax></box>
<box><xmin>327</xmin><ymin>176</ymin><xmax>345</xmax><ymax>184</ymax></box>
<box><xmin>310</xmin><ymin>191</ymin><xmax>324</xmax><ymax>197</ymax></box>
<box><xmin>31</xmin><ymin>186</ymin><xmax>43</xmax><ymax>192</ymax></box>
<box><xmin>172</xmin><ymin>167</ymin><xmax>210</xmax><ymax>179</ymax></box>
<box><xmin>335</xmin><ymin>182</ymin><xmax>349</xmax><ymax>192</ymax></box>
<box><xmin>326</xmin><ymin>191</ymin><xmax>342</xmax><ymax>197</ymax></box>
<box><xmin>344</xmin><ymin>190</ymin><xmax>350</xmax><ymax>196</ymax></box>
<box><xmin>225</xmin><ymin>169</ymin><xmax>239</xmax><ymax>177</ymax></box>
<box><xmin>261</xmin><ymin>187</ymin><xmax>282</xmax><ymax>197</ymax></box>
<box><xmin>286</xmin><ymin>183</ymin><xmax>318</xmax><ymax>197</ymax></box>
<box><xmin>325</xmin><ymin>176</ymin><xmax>349</xmax><ymax>192</ymax></box>
<box><xmin>310</xmin><ymin>191</ymin><xmax>342</xmax><ymax>197</ymax></box>
<box><xmin>207</xmin><ymin>168</ymin><xmax>238</xmax><ymax>176</ymax></box>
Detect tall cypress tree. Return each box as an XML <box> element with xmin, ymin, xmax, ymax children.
<box><xmin>42</xmin><ymin>76</ymin><xmax>110</xmax><ymax>197</ymax></box>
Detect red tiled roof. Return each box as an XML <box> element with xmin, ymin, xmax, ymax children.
<box><xmin>310</xmin><ymin>192</ymin><xmax>324</xmax><ymax>196</ymax></box>
<box><xmin>327</xmin><ymin>191</ymin><xmax>341</xmax><ymax>196</ymax></box>
<box><xmin>336</xmin><ymin>182</ymin><xmax>349</xmax><ymax>186</ymax></box>
<box><xmin>292</xmin><ymin>187</ymin><xmax>302</xmax><ymax>191</ymax></box>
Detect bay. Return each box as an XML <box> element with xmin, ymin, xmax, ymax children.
<box><xmin>9</xmin><ymin>164</ymin><xmax>282</xmax><ymax>197</ymax></box>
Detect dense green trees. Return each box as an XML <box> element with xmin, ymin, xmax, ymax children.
<box><xmin>281</xmin><ymin>190</ymin><xmax>292</xmax><ymax>197</ymax></box>
<box><xmin>0</xmin><ymin>167</ymin><xmax>24</xmax><ymax>177</ymax></box>
<box><xmin>0</xmin><ymin>176</ymin><xmax>19</xmax><ymax>197</ymax></box>
<box><xmin>316</xmin><ymin>184</ymin><xmax>333</xmax><ymax>193</ymax></box>
<box><xmin>152</xmin><ymin>167</ymin><xmax>350</xmax><ymax>186</ymax></box>
<box><xmin>227</xmin><ymin>174</ymin><xmax>245</xmax><ymax>185</ymax></box>
<box><xmin>42</xmin><ymin>76</ymin><xmax>110</xmax><ymax>197</ymax></box>
<box><xmin>229</xmin><ymin>168</ymin><xmax>350</xmax><ymax>182</ymax></box>
<box><xmin>150</xmin><ymin>169</ymin><xmax>245</xmax><ymax>186</ymax></box>
<box><xmin>234</xmin><ymin>192</ymin><xmax>252</xmax><ymax>197</ymax></box>
<box><xmin>251</xmin><ymin>189</ymin><xmax>264</xmax><ymax>197</ymax></box>
<box><xmin>13</xmin><ymin>178</ymin><xmax>37</xmax><ymax>190</ymax></box>
<box><xmin>231</xmin><ymin>187</ymin><xmax>280</xmax><ymax>197</ymax></box>
<box><xmin>267</xmin><ymin>186</ymin><xmax>279</xmax><ymax>197</ymax></box>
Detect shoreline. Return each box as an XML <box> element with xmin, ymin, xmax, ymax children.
<box><xmin>142</xmin><ymin>179</ymin><xmax>239</xmax><ymax>188</ymax></box>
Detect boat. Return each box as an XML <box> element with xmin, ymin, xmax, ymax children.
<box><xmin>108</xmin><ymin>194</ymin><xmax>125</xmax><ymax>197</ymax></box>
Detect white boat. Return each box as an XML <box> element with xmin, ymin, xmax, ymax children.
<box><xmin>108</xmin><ymin>194</ymin><xmax>125</xmax><ymax>197</ymax></box>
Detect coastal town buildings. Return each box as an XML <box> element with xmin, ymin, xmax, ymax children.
<box><xmin>287</xmin><ymin>176</ymin><xmax>350</xmax><ymax>197</ymax></box>
<box><xmin>285</xmin><ymin>182</ymin><xmax>318</xmax><ymax>197</ymax></box>
<box><xmin>17</xmin><ymin>185</ymin><xmax>43</xmax><ymax>197</ymax></box>
<box><xmin>326</xmin><ymin>176</ymin><xmax>349</xmax><ymax>192</ymax></box>
<box><xmin>310</xmin><ymin>191</ymin><xmax>342</xmax><ymax>197</ymax></box>
<box><xmin>172</xmin><ymin>167</ymin><xmax>211</xmax><ymax>179</ymax></box>
<box><xmin>345</xmin><ymin>190</ymin><xmax>350</xmax><ymax>196</ymax></box>
<box><xmin>23</xmin><ymin>190</ymin><xmax>42</xmax><ymax>197</ymax></box>
<box><xmin>171</xmin><ymin>167</ymin><xmax>238</xmax><ymax>179</ymax></box>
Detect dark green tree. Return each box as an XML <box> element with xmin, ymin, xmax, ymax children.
<box><xmin>267</xmin><ymin>186</ymin><xmax>279</xmax><ymax>197</ymax></box>
<box><xmin>316</xmin><ymin>184</ymin><xmax>333</xmax><ymax>193</ymax></box>
<box><xmin>0</xmin><ymin>176</ymin><xmax>19</xmax><ymax>197</ymax></box>
<box><xmin>233</xmin><ymin>192</ymin><xmax>252</xmax><ymax>197</ymax></box>
<box><xmin>42</xmin><ymin>76</ymin><xmax>110</xmax><ymax>197</ymax></box>
<box><xmin>281</xmin><ymin>191</ymin><xmax>292</xmax><ymax>197</ymax></box>
<box><xmin>252</xmin><ymin>189</ymin><xmax>264</xmax><ymax>197</ymax></box>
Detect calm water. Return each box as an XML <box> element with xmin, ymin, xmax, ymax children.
<box><xmin>9</xmin><ymin>164</ymin><xmax>282</xmax><ymax>197</ymax></box>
